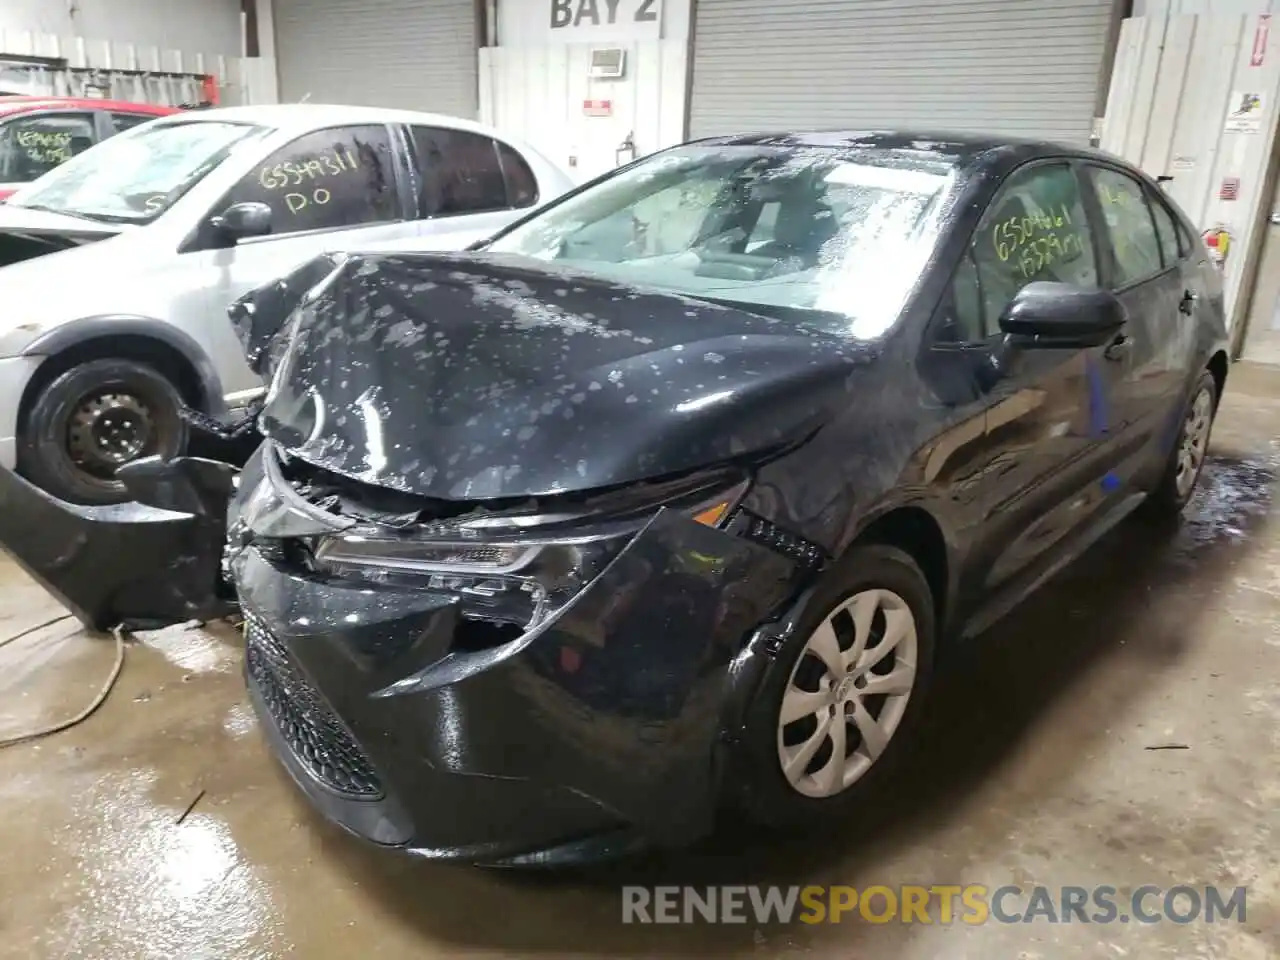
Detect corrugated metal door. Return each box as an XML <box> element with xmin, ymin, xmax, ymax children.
<box><xmin>688</xmin><ymin>0</ymin><xmax>1117</xmax><ymax>144</ymax></box>
<box><xmin>273</xmin><ymin>0</ymin><xmax>478</xmax><ymax>117</ymax></box>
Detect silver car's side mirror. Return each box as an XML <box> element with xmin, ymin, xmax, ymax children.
<box><xmin>210</xmin><ymin>201</ymin><xmax>273</xmax><ymax>241</ymax></box>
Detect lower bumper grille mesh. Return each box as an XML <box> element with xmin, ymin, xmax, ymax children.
<box><xmin>245</xmin><ymin>617</ymin><xmax>383</xmax><ymax>799</ymax></box>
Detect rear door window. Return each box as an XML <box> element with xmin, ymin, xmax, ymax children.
<box><xmin>1148</xmin><ymin>194</ymin><xmax>1183</xmax><ymax>268</ymax></box>
<box><xmin>221</xmin><ymin>124</ymin><xmax>399</xmax><ymax>233</ymax></box>
<box><xmin>407</xmin><ymin>126</ymin><xmax>511</xmax><ymax>216</ymax></box>
<box><xmin>496</xmin><ymin>140</ymin><xmax>538</xmax><ymax>208</ymax></box>
<box><xmin>1086</xmin><ymin>166</ymin><xmax>1165</xmax><ymax>286</ymax></box>
<box><xmin>0</xmin><ymin>112</ymin><xmax>97</xmax><ymax>183</ymax></box>
<box><xmin>111</xmin><ymin>113</ymin><xmax>159</xmax><ymax>134</ymax></box>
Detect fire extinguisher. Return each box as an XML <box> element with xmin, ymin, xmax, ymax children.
<box><xmin>1202</xmin><ymin>226</ymin><xmax>1232</xmax><ymax>269</ymax></box>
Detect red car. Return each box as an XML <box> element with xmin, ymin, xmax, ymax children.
<box><xmin>0</xmin><ymin>97</ymin><xmax>180</xmax><ymax>200</ymax></box>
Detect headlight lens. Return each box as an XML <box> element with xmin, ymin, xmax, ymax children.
<box><xmin>311</xmin><ymin>475</ymin><xmax>747</xmax><ymax>578</ymax></box>
<box><xmin>312</xmin><ymin>538</ymin><xmax>539</xmax><ymax>575</ymax></box>
<box><xmin>297</xmin><ymin>475</ymin><xmax>748</xmax><ymax>638</ymax></box>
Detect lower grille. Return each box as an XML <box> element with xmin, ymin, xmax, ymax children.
<box><xmin>244</xmin><ymin>617</ymin><xmax>383</xmax><ymax>799</ymax></box>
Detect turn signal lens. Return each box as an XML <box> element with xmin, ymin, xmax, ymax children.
<box><xmin>692</xmin><ymin>501</ymin><xmax>732</xmax><ymax>527</ymax></box>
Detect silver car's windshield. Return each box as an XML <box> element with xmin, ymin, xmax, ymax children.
<box><xmin>6</xmin><ymin>119</ymin><xmax>272</xmax><ymax>224</ymax></box>
<box><xmin>486</xmin><ymin>144</ymin><xmax>957</xmax><ymax>337</ymax></box>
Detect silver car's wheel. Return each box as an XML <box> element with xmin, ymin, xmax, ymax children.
<box><xmin>1174</xmin><ymin>385</ymin><xmax>1213</xmax><ymax>499</ymax></box>
<box><xmin>776</xmin><ymin>588</ymin><xmax>919</xmax><ymax>799</ymax></box>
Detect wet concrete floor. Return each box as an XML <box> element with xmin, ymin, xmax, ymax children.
<box><xmin>1</xmin><ymin>364</ymin><xmax>1278</xmax><ymax>960</ymax></box>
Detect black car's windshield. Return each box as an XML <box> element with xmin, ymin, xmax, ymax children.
<box><xmin>6</xmin><ymin>119</ymin><xmax>272</xmax><ymax>223</ymax></box>
<box><xmin>486</xmin><ymin>143</ymin><xmax>958</xmax><ymax>336</ymax></box>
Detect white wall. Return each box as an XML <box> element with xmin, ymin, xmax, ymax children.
<box><xmin>0</xmin><ymin>0</ymin><xmax>243</xmax><ymax>57</ymax></box>
<box><xmin>483</xmin><ymin>0</ymin><xmax>692</xmax><ymax>183</ymax></box>
<box><xmin>1135</xmin><ymin>0</ymin><xmax>1280</xmax><ymax>12</ymax></box>
<box><xmin>1102</xmin><ymin>11</ymin><xmax>1280</xmax><ymax>341</ymax></box>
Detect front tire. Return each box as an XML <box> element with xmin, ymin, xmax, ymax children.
<box><xmin>738</xmin><ymin>544</ymin><xmax>936</xmax><ymax>827</ymax></box>
<box><xmin>17</xmin><ymin>357</ymin><xmax>188</xmax><ymax>505</ymax></box>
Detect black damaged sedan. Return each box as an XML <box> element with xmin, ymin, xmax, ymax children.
<box><xmin>0</xmin><ymin>132</ymin><xmax>1229</xmax><ymax>865</ymax></box>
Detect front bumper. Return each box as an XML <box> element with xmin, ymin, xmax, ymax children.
<box><xmin>233</xmin><ymin>506</ymin><xmax>798</xmax><ymax>864</ymax></box>
<box><xmin>0</xmin><ymin>445</ymin><xmax>806</xmax><ymax>865</ymax></box>
<box><xmin>0</xmin><ymin>457</ymin><xmax>236</xmax><ymax>630</ymax></box>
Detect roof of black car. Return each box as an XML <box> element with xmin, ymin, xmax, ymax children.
<box><xmin>688</xmin><ymin>129</ymin><xmax>1094</xmax><ymax>165</ymax></box>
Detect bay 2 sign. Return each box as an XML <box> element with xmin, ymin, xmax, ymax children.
<box><xmin>547</xmin><ymin>0</ymin><xmax>663</xmax><ymax>42</ymax></box>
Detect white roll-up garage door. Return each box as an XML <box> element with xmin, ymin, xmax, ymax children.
<box><xmin>688</xmin><ymin>0</ymin><xmax>1117</xmax><ymax>144</ymax></box>
<box><xmin>274</xmin><ymin>0</ymin><xmax>478</xmax><ymax>118</ymax></box>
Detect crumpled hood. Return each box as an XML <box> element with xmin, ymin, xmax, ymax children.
<box><xmin>243</xmin><ymin>251</ymin><xmax>872</xmax><ymax>501</ymax></box>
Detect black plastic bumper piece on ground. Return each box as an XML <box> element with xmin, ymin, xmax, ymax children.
<box><xmin>0</xmin><ymin>458</ymin><xmax>236</xmax><ymax>631</ymax></box>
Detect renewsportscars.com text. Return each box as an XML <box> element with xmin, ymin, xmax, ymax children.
<box><xmin>621</xmin><ymin>884</ymin><xmax>1247</xmax><ymax>925</ymax></box>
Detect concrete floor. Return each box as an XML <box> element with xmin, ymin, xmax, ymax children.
<box><xmin>1</xmin><ymin>366</ymin><xmax>1279</xmax><ymax>960</ymax></box>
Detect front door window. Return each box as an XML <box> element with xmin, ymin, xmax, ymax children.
<box><xmin>939</xmin><ymin>162</ymin><xmax>1098</xmax><ymax>343</ymax></box>
<box><xmin>220</xmin><ymin>125</ymin><xmax>398</xmax><ymax>234</ymax></box>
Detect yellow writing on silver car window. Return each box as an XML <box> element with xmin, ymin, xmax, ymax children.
<box><xmin>284</xmin><ymin>188</ymin><xmax>332</xmax><ymax>216</ymax></box>
<box><xmin>257</xmin><ymin>148</ymin><xmax>361</xmax><ymax>192</ymax></box>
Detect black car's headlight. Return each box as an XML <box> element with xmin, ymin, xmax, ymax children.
<box><xmin>313</xmin><ymin>538</ymin><xmax>540</xmax><ymax>576</ymax></box>
<box><xmin>306</xmin><ymin>475</ymin><xmax>750</xmax><ymax>633</ymax></box>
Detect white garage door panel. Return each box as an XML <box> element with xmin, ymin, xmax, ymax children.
<box><xmin>690</xmin><ymin>0</ymin><xmax>1116</xmax><ymax>144</ymax></box>
<box><xmin>274</xmin><ymin>0</ymin><xmax>477</xmax><ymax>118</ymax></box>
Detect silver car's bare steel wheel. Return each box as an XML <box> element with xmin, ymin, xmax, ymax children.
<box><xmin>777</xmin><ymin>588</ymin><xmax>919</xmax><ymax>799</ymax></box>
<box><xmin>1174</xmin><ymin>385</ymin><xmax>1213</xmax><ymax>499</ymax></box>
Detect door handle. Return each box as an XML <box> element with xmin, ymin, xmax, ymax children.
<box><xmin>1179</xmin><ymin>290</ymin><xmax>1198</xmax><ymax>315</ymax></box>
<box><xmin>1104</xmin><ymin>333</ymin><xmax>1134</xmax><ymax>361</ymax></box>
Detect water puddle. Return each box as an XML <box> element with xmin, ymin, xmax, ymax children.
<box><xmin>1177</xmin><ymin>455</ymin><xmax>1276</xmax><ymax>549</ymax></box>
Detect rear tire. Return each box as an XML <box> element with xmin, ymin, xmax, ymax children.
<box><xmin>737</xmin><ymin>544</ymin><xmax>936</xmax><ymax>828</ymax></box>
<box><xmin>1145</xmin><ymin>369</ymin><xmax>1217</xmax><ymax>517</ymax></box>
<box><xmin>17</xmin><ymin>357</ymin><xmax>188</xmax><ymax>505</ymax></box>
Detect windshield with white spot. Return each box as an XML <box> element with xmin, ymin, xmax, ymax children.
<box><xmin>6</xmin><ymin>119</ymin><xmax>272</xmax><ymax>224</ymax></box>
<box><xmin>486</xmin><ymin>143</ymin><xmax>959</xmax><ymax>337</ymax></box>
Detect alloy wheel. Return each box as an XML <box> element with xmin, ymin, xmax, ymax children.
<box><xmin>1174</xmin><ymin>386</ymin><xmax>1213</xmax><ymax>499</ymax></box>
<box><xmin>777</xmin><ymin>588</ymin><xmax>918</xmax><ymax>799</ymax></box>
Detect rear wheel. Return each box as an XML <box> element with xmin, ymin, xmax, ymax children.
<box><xmin>1147</xmin><ymin>369</ymin><xmax>1217</xmax><ymax>516</ymax></box>
<box><xmin>738</xmin><ymin>544</ymin><xmax>936</xmax><ymax>826</ymax></box>
<box><xmin>17</xmin><ymin>358</ymin><xmax>188</xmax><ymax>505</ymax></box>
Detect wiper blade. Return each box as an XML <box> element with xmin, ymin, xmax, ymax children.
<box><xmin>8</xmin><ymin>202</ymin><xmax>132</xmax><ymax>224</ymax></box>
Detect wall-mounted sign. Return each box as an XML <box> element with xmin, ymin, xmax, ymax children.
<box><xmin>583</xmin><ymin>98</ymin><xmax>613</xmax><ymax>117</ymax></box>
<box><xmin>1225</xmin><ymin>91</ymin><xmax>1265</xmax><ymax>133</ymax></box>
<box><xmin>1252</xmin><ymin>15</ymin><xmax>1271</xmax><ymax>67</ymax></box>
<box><xmin>1220</xmin><ymin>177</ymin><xmax>1241</xmax><ymax>201</ymax></box>
<box><xmin>547</xmin><ymin>0</ymin><xmax>662</xmax><ymax>42</ymax></box>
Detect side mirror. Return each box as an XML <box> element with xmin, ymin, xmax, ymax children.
<box><xmin>999</xmin><ymin>281</ymin><xmax>1126</xmax><ymax>348</ymax></box>
<box><xmin>210</xmin><ymin>201</ymin><xmax>273</xmax><ymax>242</ymax></box>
